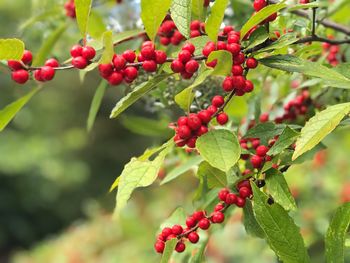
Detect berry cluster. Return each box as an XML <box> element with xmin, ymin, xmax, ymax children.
<box><xmin>70</xmin><ymin>45</ymin><xmax>96</xmax><ymax>69</ymax></box>
<box><xmin>154</xmin><ymin>181</ymin><xmax>253</xmax><ymax>254</ymax></box>
<box><xmin>64</xmin><ymin>0</ymin><xmax>76</xmax><ymax>19</ymax></box>
<box><xmin>240</xmin><ymin>138</ymin><xmax>274</xmax><ymax>169</ymax></box>
<box><xmin>173</xmin><ymin>95</ymin><xmax>228</xmax><ymax>148</ymax></box>
<box><xmin>7</xmin><ymin>50</ymin><xmax>32</xmax><ymax>84</ymax></box>
<box><xmin>322</xmin><ymin>39</ymin><xmax>341</xmax><ymax>66</ymax></box>
<box><xmin>171</xmin><ymin>42</ymin><xmax>199</xmax><ymax>79</ymax></box>
<box><xmin>33</xmin><ymin>58</ymin><xmax>59</xmax><ymax>82</ymax></box>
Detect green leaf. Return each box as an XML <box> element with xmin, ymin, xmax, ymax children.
<box><xmin>175</xmin><ymin>68</ymin><xmax>213</xmax><ymax>111</ymax></box>
<box><xmin>189</xmin><ymin>237</ymin><xmax>209</xmax><ymax>263</ymax></box>
<box><xmin>259</xmin><ymin>55</ymin><xmax>350</xmax><ymax>89</ymax></box>
<box><xmin>197</xmin><ymin>161</ymin><xmax>227</xmax><ymax>188</ymax></box>
<box><xmin>288</xmin><ymin>2</ymin><xmax>327</xmax><ymax>11</ymax></box>
<box><xmin>141</xmin><ymin>0</ymin><xmax>172</xmax><ymax>40</ymax></box>
<box><xmin>75</xmin><ymin>0</ymin><xmax>93</xmax><ymax>39</ymax></box>
<box><xmin>32</xmin><ymin>23</ymin><xmax>67</xmax><ymax>66</ymax></box>
<box><xmin>325</xmin><ymin>203</ymin><xmax>350</xmax><ymax>263</ymax></box>
<box><xmin>293</xmin><ymin>103</ymin><xmax>350</xmax><ymax>160</ymax></box>
<box><xmin>160</xmin><ymin>238</ymin><xmax>177</xmax><ymax>263</ymax></box>
<box><xmin>0</xmin><ymin>87</ymin><xmax>41</xmax><ymax>132</ymax></box>
<box><xmin>99</xmin><ymin>31</ymin><xmax>114</xmax><ymax>64</ymax></box>
<box><xmin>256</xmin><ymin>33</ymin><xmax>299</xmax><ymax>53</ymax></box>
<box><xmin>191</xmin><ymin>0</ymin><xmax>205</xmax><ymax>20</ymax></box>
<box><xmin>207</xmin><ymin>50</ymin><xmax>233</xmax><ymax>76</ymax></box>
<box><xmin>267</xmin><ymin>126</ymin><xmax>299</xmax><ymax>156</ymax></box>
<box><xmin>110</xmin><ymin>74</ymin><xmax>173</xmax><ymax>118</ymax></box>
<box><xmin>243</xmin><ymin>199</ymin><xmax>265</xmax><ymax>238</ymax></box>
<box><xmin>245</xmin><ymin>26</ymin><xmax>269</xmax><ymax>50</ymax></box>
<box><xmin>251</xmin><ymin>183</ymin><xmax>311</xmax><ymax>263</ymax></box>
<box><xmin>334</xmin><ymin>63</ymin><xmax>350</xmax><ymax>80</ymax></box>
<box><xmin>244</xmin><ymin>122</ymin><xmax>295</xmax><ymax>144</ymax></box>
<box><xmin>240</xmin><ymin>3</ymin><xmax>287</xmax><ymax>40</ymax></box>
<box><xmin>88</xmin><ymin>11</ymin><xmax>106</xmax><ymax>40</ymax></box>
<box><xmin>114</xmin><ymin>141</ymin><xmax>173</xmax><ymax>215</ymax></box>
<box><xmin>87</xmin><ymin>80</ymin><xmax>108</xmax><ymax>132</ymax></box>
<box><xmin>205</xmin><ymin>0</ymin><xmax>229</xmax><ymax>41</ymax></box>
<box><xmin>265</xmin><ymin>169</ymin><xmax>297</xmax><ymax>211</ymax></box>
<box><xmin>196</xmin><ymin>129</ymin><xmax>241</xmax><ymax>172</ymax></box>
<box><xmin>170</xmin><ymin>0</ymin><xmax>191</xmax><ymax>39</ymax></box>
<box><xmin>161</xmin><ymin>156</ymin><xmax>203</xmax><ymax>185</ymax></box>
<box><xmin>0</xmin><ymin>38</ymin><xmax>25</xmax><ymax>60</ymax></box>
<box><xmin>188</xmin><ymin>36</ymin><xmax>211</xmax><ymax>56</ymax></box>
<box><xmin>160</xmin><ymin>207</ymin><xmax>187</xmax><ymax>229</ymax></box>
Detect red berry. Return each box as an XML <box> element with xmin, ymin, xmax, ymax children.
<box><xmin>33</xmin><ymin>69</ymin><xmax>43</xmax><ymax>81</ymax></box>
<box><xmin>178</xmin><ymin>50</ymin><xmax>192</xmax><ymax>63</ymax></box>
<box><xmin>207</xmin><ymin>105</ymin><xmax>217</xmax><ymax>115</ymax></box>
<box><xmin>124</xmin><ymin>66</ymin><xmax>138</xmax><ymax>80</ymax></box>
<box><xmin>40</xmin><ymin>66</ymin><xmax>55</xmax><ymax>81</ymax></box>
<box><xmin>155</xmin><ymin>50</ymin><xmax>167</xmax><ymax>64</ymax></box>
<box><xmin>141</xmin><ymin>46</ymin><xmax>155</xmax><ymax>60</ymax></box>
<box><xmin>7</xmin><ymin>60</ymin><xmax>23</xmax><ymax>71</ymax></box>
<box><xmin>233</xmin><ymin>76</ymin><xmax>246</xmax><ymax>90</ymax></box>
<box><xmin>190</xmin><ymin>30</ymin><xmax>201</xmax><ymax>38</ymax></box>
<box><xmin>196</xmin><ymin>125</ymin><xmax>208</xmax><ymax>136</ymax></box>
<box><xmin>244</xmin><ymin>80</ymin><xmax>254</xmax><ymax>93</ymax></box>
<box><xmin>190</xmin><ymin>20</ymin><xmax>200</xmax><ymax>30</ymax></box>
<box><xmin>214</xmin><ymin>203</ymin><xmax>225</xmax><ymax>211</ymax></box>
<box><xmin>232</xmin><ymin>65</ymin><xmax>244</xmax><ymax>76</ymax></box>
<box><xmin>172</xmin><ymin>225</ymin><xmax>183</xmax><ymax>235</ymax></box>
<box><xmin>218</xmin><ymin>188</ymin><xmax>229</xmax><ymax>201</ymax></box>
<box><xmin>227</xmin><ymin>43</ymin><xmax>241</xmax><ymax>56</ymax></box>
<box><xmin>202</xmin><ymin>42</ymin><xmax>216</xmax><ymax>57</ymax></box>
<box><xmin>175</xmin><ymin>242</ymin><xmax>186</xmax><ymax>253</ymax></box>
<box><xmin>198</xmin><ymin>218</ymin><xmax>211</xmax><ymax>230</ymax></box>
<box><xmin>211</xmin><ymin>211</ymin><xmax>225</xmax><ymax>223</ymax></box>
<box><xmin>217</xmin><ymin>113</ymin><xmax>229</xmax><ymax>125</ymax></box>
<box><xmin>122</xmin><ymin>50</ymin><xmax>136</xmax><ymax>63</ymax></box>
<box><xmin>72</xmin><ymin>56</ymin><xmax>88</xmax><ymax>69</ymax></box>
<box><xmin>141</xmin><ymin>41</ymin><xmax>155</xmax><ymax>49</ymax></box>
<box><xmin>108</xmin><ymin>72</ymin><xmax>123</xmax><ymax>85</ymax></box>
<box><xmin>227</xmin><ymin>33</ymin><xmax>240</xmax><ymax>44</ymax></box>
<box><xmin>21</xmin><ymin>50</ymin><xmax>33</xmax><ymax>65</ymax></box>
<box><xmin>137</xmin><ymin>54</ymin><xmax>145</xmax><ymax>62</ymax></box>
<box><xmin>187</xmin><ymin>114</ymin><xmax>202</xmax><ymax>130</ymax></box>
<box><xmin>251</xmin><ymin>154</ymin><xmax>263</xmax><ymax>169</ymax></box>
<box><xmin>142</xmin><ymin>60</ymin><xmax>157</xmax><ymax>72</ymax></box>
<box><xmin>216</xmin><ymin>41</ymin><xmax>227</xmax><ymax>50</ymax></box>
<box><xmin>11</xmin><ymin>69</ymin><xmax>29</xmax><ymax>84</ymax></box>
<box><xmin>162</xmin><ymin>227</ymin><xmax>173</xmax><ymax>238</ymax></box>
<box><xmin>171</xmin><ymin>59</ymin><xmax>185</xmax><ymax>73</ymax></box>
<box><xmin>177</xmin><ymin>125</ymin><xmax>192</xmax><ymax>139</ymax></box>
<box><xmin>236</xmin><ymin>197</ymin><xmax>246</xmax><ymax>207</ymax></box>
<box><xmin>98</xmin><ymin>63</ymin><xmax>114</xmax><ymax>78</ymax></box>
<box><xmin>113</xmin><ymin>55</ymin><xmax>126</xmax><ymax>71</ymax></box>
<box><xmin>154</xmin><ymin>241</ymin><xmax>165</xmax><ymax>253</ymax></box>
<box><xmin>252</xmin><ymin>139</ymin><xmax>260</xmax><ymax>149</ymax></box>
<box><xmin>246</xmin><ymin>57</ymin><xmax>258</xmax><ymax>69</ymax></box>
<box><xmin>192</xmin><ymin>211</ymin><xmax>205</xmax><ymax>221</ymax></box>
<box><xmin>174</xmin><ymin>135</ymin><xmax>186</xmax><ymax>147</ymax></box>
<box><xmin>185</xmin><ymin>60</ymin><xmax>199</xmax><ymax>74</ymax></box>
<box><xmin>198</xmin><ymin>110</ymin><xmax>212</xmax><ymax>124</ymax></box>
<box><xmin>160</xmin><ymin>37</ymin><xmax>170</xmax><ymax>46</ymax></box>
<box><xmin>233</xmin><ymin>53</ymin><xmax>245</xmax><ymax>65</ymax></box>
<box><xmin>225</xmin><ymin>193</ymin><xmax>237</xmax><ymax>205</ymax></box>
<box><xmin>259</xmin><ymin>113</ymin><xmax>269</xmax><ymax>122</ymax></box>
<box><xmin>181</xmin><ymin>71</ymin><xmax>193</xmax><ymax>79</ymax></box>
<box><xmin>237</xmin><ymin>180</ymin><xmax>251</xmax><ymax>190</ymax></box>
<box><xmin>186</xmin><ymin>217</ymin><xmax>197</xmax><ymax>228</ymax></box>
<box><xmin>182</xmin><ymin>43</ymin><xmax>195</xmax><ymax>54</ymax></box>
<box><xmin>70</xmin><ymin>45</ymin><xmax>83</xmax><ymax>57</ymax></box>
<box><xmin>177</xmin><ymin>116</ymin><xmax>188</xmax><ymax>126</ymax></box>
<box><xmin>253</xmin><ymin>0</ymin><xmax>266</xmax><ymax>11</ymax></box>
<box><xmin>239</xmin><ymin>187</ymin><xmax>252</xmax><ymax>198</ymax></box>
<box><xmin>256</xmin><ymin>145</ymin><xmax>269</xmax><ymax>157</ymax></box>
<box><xmin>223</xmin><ymin>26</ymin><xmax>234</xmax><ymax>34</ymax></box>
<box><xmin>222</xmin><ymin>77</ymin><xmax>234</xmax><ymax>92</ymax></box>
<box><xmin>45</xmin><ymin>58</ymin><xmax>59</xmax><ymax>68</ymax></box>
<box><xmin>212</xmin><ymin>95</ymin><xmax>224</xmax><ymax>107</ymax></box>
<box><xmin>186</xmin><ymin>137</ymin><xmax>197</xmax><ymax>148</ymax></box>
<box><xmin>188</xmin><ymin>232</ymin><xmax>199</xmax><ymax>243</ymax></box>
<box><xmin>266</xmin><ymin>12</ymin><xmax>277</xmax><ymax>22</ymax></box>
<box><xmin>81</xmin><ymin>46</ymin><xmax>96</xmax><ymax>60</ymax></box>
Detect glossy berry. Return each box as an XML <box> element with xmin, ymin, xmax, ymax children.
<box><xmin>45</xmin><ymin>58</ymin><xmax>59</xmax><ymax>68</ymax></box>
<box><xmin>21</xmin><ymin>50</ymin><xmax>33</xmax><ymax>65</ymax></box>
<box><xmin>7</xmin><ymin>60</ymin><xmax>23</xmax><ymax>71</ymax></box>
<box><xmin>142</xmin><ymin>60</ymin><xmax>157</xmax><ymax>72</ymax></box>
<box><xmin>214</xmin><ymin>203</ymin><xmax>225</xmax><ymax>211</ymax></box>
<box><xmin>141</xmin><ymin>46</ymin><xmax>155</xmax><ymax>60</ymax></box>
<box><xmin>232</xmin><ymin>65</ymin><xmax>244</xmax><ymax>76</ymax></box>
<box><xmin>207</xmin><ymin>105</ymin><xmax>218</xmax><ymax>116</ymax></box>
<box><xmin>244</xmin><ymin>80</ymin><xmax>254</xmax><ymax>93</ymax></box>
<box><xmin>236</xmin><ymin>197</ymin><xmax>246</xmax><ymax>207</ymax></box>
<box><xmin>212</xmin><ymin>95</ymin><xmax>224</xmax><ymax>107</ymax></box>
<box><xmin>186</xmin><ymin>217</ymin><xmax>197</xmax><ymax>228</ymax></box>
<box><xmin>217</xmin><ymin>113</ymin><xmax>229</xmax><ymax>125</ymax></box>
<box><xmin>198</xmin><ymin>218</ymin><xmax>211</xmax><ymax>230</ymax></box>
<box><xmin>256</xmin><ymin>145</ymin><xmax>269</xmax><ymax>157</ymax></box>
<box><xmin>222</xmin><ymin>77</ymin><xmax>234</xmax><ymax>92</ymax></box>
<box><xmin>81</xmin><ymin>46</ymin><xmax>96</xmax><ymax>60</ymax></box>
<box><xmin>218</xmin><ymin>188</ymin><xmax>229</xmax><ymax>201</ymax></box>
<box><xmin>108</xmin><ymin>72</ymin><xmax>123</xmax><ymax>85</ymax></box>
<box><xmin>154</xmin><ymin>241</ymin><xmax>165</xmax><ymax>253</ymax></box>
<box><xmin>253</xmin><ymin>0</ymin><xmax>266</xmax><ymax>11</ymax></box>
<box><xmin>233</xmin><ymin>53</ymin><xmax>245</xmax><ymax>65</ymax></box>
<box><xmin>260</xmin><ymin>113</ymin><xmax>269</xmax><ymax>122</ymax></box>
<box><xmin>227</xmin><ymin>43</ymin><xmax>241</xmax><ymax>56</ymax></box>
<box><xmin>225</xmin><ymin>193</ymin><xmax>237</xmax><ymax>205</ymax></box>
<box><xmin>198</xmin><ymin>111</ymin><xmax>211</xmax><ymax>124</ymax></box>
<box><xmin>202</xmin><ymin>42</ymin><xmax>216</xmax><ymax>57</ymax></box>
<box><xmin>246</xmin><ymin>57</ymin><xmax>258</xmax><ymax>69</ymax></box>
<box><xmin>211</xmin><ymin>212</ymin><xmax>225</xmax><ymax>223</ymax></box>
<box><xmin>33</xmin><ymin>69</ymin><xmax>43</xmax><ymax>81</ymax></box>
<box><xmin>171</xmin><ymin>59</ymin><xmax>185</xmax><ymax>73</ymax></box>
<box><xmin>185</xmin><ymin>60</ymin><xmax>199</xmax><ymax>74</ymax></box>
<box><xmin>174</xmin><ymin>135</ymin><xmax>186</xmax><ymax>147</ymax></box>
<box><xmin>175</xmin><ymin>242</ymin><xmax>186</xmax><ymax>253</ymax></box>
<box><xmin>178</xmin><ymin>50</ymin><xmax>192</xmax><ymax>63</ymax></box>
<box><xmin>122</xmin><ymin>50</ymin><xmax>136</xmax><ymax>63</ymax></box>
<box><xmin>98</xmin><ymin>64</ymin><xmax>114</xmax><ymax>78</ymax></box>
<box><xmin>188</xmin><ymin>232</ymin><xmax>199</xmax><ymax>243</ymax></box>
<box><xmin>162</xmin><ymin>227</ymin><xmax>173</xmax><ymax>238</ymax></box>
<box><xmin>172</xmin><ymin>225</ymin><xmax>183</xmax><ymax>235</ymax></box>
<box><xmin>177</xmin><ymin>125</ymin><xmax>192</xmax><ymax>139</ymax></box>
<box><xmin>237</xmin><ymin>180</ymin><xmax>251</xmax><ymax>190</ymax></box>
<box><xmin>113</xmin><ymin>55</ymin><xmax>126</xmax><ymax>71</ymax></box>
<box><xmin>192</xmin><ymin>211</ymin><xmax>205</xmax><ymax>221</ymax></box>
<box><xmin>40</xmin><ymin>66</ymin><xmax>55</xmax><ymax>81</ymax></box>
<box><xmin>72</xmin><ymin>56</ymin><xmax>88</xmax><ymax>69</ymax></box>
<box><xmin>177</xmin><ymin>116</ymin><xmax>188</xmax><ymax>126</ymax></box>
<box><xmin>187</xmin><ymin>114</ymin><xmax>202</xmax><ymax>130</ymax></box>
<box><xmin>11</xmin><ymin>69</ymin><xmax>29</xmax><ymax>84</ymax></box>
<box><xmin>251</xmin><ymin>154</ymin><xmax>263</xmax><ymax>169</ymax></box>
<box><xmin>239</xmin><ymin>187</ymin><xmax>252</xmax><ymax>198</ymax></box>
<box><xmin>70</xmin><ymin>45</ymin><xmax>83</xmax><ymax>57</ymax></box>
<box><xmin>182</xmin><ymin>43</ymin><xmax>195</xmax><ymax>54</ymax></box>
<box><xmin>155</xmin><ymin>50</ymin><xmax>167</xmax><ymax>64</ymax></box>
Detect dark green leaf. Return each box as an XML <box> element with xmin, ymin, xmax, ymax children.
<box><xmin>245</xmin><ymin>26</ymin><xmax>269</xmax><ymax>50</ymax></box>
<box><xmin>257</xmin><ymin>33</ymin><xmax>299</xmax><ymax>53</ymax></box>
<box><xmin>197</xmin><ymin>161</ymin><xmax>227</xmax><ymax>188</ymax></box>
<box><xmin>267</xmin><ymin>126</ymin><xmax>299</xmax><ymax>156</ymax></box>
<box><xmin>243</xmin><ymin>199</ymin><xmax>265</xmax><ymax>238</ymax></box>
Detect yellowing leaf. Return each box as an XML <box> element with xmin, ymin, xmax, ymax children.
<box><xmin>205</xmin><ymin>0</ymin><xmax>229</xmax><ymax>41</ymax></box>
<box><xmin>0</xmin><ymin>38</ymin><xmax>25</xmax><ymax>60</ymax></box>
<box><xmin>99</xmin><ymin>31</ymin><xmax>114</xmax><ymax>64</ymax></box>
<box><xmin>75</xmin><ymin>0</ymin><xmax>93</xmax><ymax>38</ymax></box>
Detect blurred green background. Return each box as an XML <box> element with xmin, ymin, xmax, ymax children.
<box><xmin>0</xmin><ymin>0</ymin><xmax>349</xmax><ymax>263</ymax></box>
